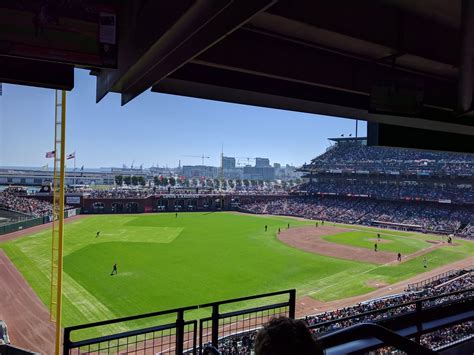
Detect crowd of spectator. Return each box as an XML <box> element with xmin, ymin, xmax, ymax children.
<box><xmin>240</xmin><ymin>196</ymin><xmax>473</xmax><ymax>235</ymax></box>
<box><xmin>305</xmin><ymin>271</ymin><xmax>473</xmax><ymax>336</ymax></box>
<box><xmin>215</xmin><ymin>332</ymin><xmax>256</xmax><ymax>355</ymax></box>
<box><xmin>303</xmin><ymin>140</ymin><xmax>473</xmax><ymax>176</ymax></box>
<box><xmin>406</xmin><ymin>269</ymin><xmax>467</xmax><ymax>292</ymax></box>
<box><xmin>298</xmin><ymin>180</ymin><xmax>474</xmax><ymax>204</ymax></box>
<box><xmin>0</xmin><ymin>189</ymin><xmax>57</xmax><ymax>217</ymax></box>
<box><xmin>75</xmin><ymin>186</ymin><xmax>289</xmax><ymax>199</ymax></box>
<box><xmin>460</xmin><ymin>223</ymin><xmax>474</xmax><ymax>238</ymax></box>
<box><xmin>420</xmin><ymin>321</ymin><xmax>473</xmax><ymax>350</ymax></box>
<box><xmin>84</xmin><ymin>188</ymin><xmax>152</xmax><ymax>199</ymax></box>
<box><xmin>213</xmin><ymin>270</ymin><xmax>473</xmax><ymax>354</ymax></box>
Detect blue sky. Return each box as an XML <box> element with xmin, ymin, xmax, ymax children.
<box><xmin>0</xmin><ymin>70</ymin><xmax>366</xmax><ymax>168</ymax></box>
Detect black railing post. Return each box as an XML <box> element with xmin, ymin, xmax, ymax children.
<box><xmin>193</xmin><ymin>320</ymin><xmax>198</xmax><ymax>355</ymax></box>
<box><xmin>199</xmin><ymin>320</ymin><xmax>204</xmax><ymax>355</ymax></box>
<box><xmin>63</xmin><ymin>328</ymin><xmax>71</xmax><ymax>355</ymax></box>
<box><xmin>289</xmin><ymin>289</ymin><xmax>296</xmax><ymax>319</ymax></box>
<box><xmin>415</xmin><ymin>300</ymin><xmax>422</xmax><ymax>344</ymax></box>
<box><xmin>211</xmin><ymin>305</ymin><xmax>219</xmax><ymax>348</ymax></box>
<box><xmin>176</xmin><ymin>310</ymin><xmax>185</xmax><ymax>355</ymax></box>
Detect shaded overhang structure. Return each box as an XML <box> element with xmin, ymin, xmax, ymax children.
<box><xmin>1</xmin><ymin>0</ymin><xmax>474</xmax><ymax>152</ymax></box>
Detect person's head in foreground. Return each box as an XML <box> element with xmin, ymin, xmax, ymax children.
<box><xmin>255</xmin><ymin>317</ymin><xmax>324</xmax><ymax>355</ymax></box>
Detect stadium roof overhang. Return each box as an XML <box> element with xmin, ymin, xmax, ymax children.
<box><xmin>1</xmin><ymin>0</ymin><xmax>474</xmax><ymax>151</ymax></box>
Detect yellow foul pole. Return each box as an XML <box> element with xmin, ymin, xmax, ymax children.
<box><xmin>55</xmin><ymin>90</ymin><xmax>66</xmax><ymax>355</ymax></box>
<box><xmin>50</xmin><ymin>90</ymin><xmax>66</xmax><ymax>355</ymax></box>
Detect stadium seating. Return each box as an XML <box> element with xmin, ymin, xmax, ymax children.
<box><xmin>213</xmin><ymin>269</ymin><xmax>473</xmax><ymax>354</ymax></box>
<box><xmin>0</xmin><ymin>188</ymin><xmax>72</xmax><ymax>219</ymax></box>
<box><xmin>302</xmin><ymin>140</ymin><xmax>473</xmax><ymax>176</ymax></box>
<box><xmin>240</xmin><ymin>196</ymin><xmax>473</xmax><ymax>237</ymax></box>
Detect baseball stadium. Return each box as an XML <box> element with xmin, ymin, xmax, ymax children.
<box><xmin>0</xmin><ymin>1</ymin><xmax>474</xmax><ymax>355</ymax></box>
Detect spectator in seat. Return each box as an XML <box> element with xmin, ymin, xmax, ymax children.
<box><xmin>254</xmin><ymin>317</ymin><xmax>323</xmax><ymax>355</ymax></box>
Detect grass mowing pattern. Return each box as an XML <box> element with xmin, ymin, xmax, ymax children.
<box><xmin>1</xmin><ymin>212</ymin><xmax>472</xmax><ymax>334</ymax></box>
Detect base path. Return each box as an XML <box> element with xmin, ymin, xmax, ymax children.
<box><xmin>0</xmin><ymin>250</ymin><xmax>54</xmax><ymax>354</ymax></box>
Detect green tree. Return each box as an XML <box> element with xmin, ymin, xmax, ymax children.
<box><xmin>169</xmin><ymin>177</ymin><xmax>176</xmax><ymax>186</ymax></box>
<box><xmin>115</xmin><ymin>175</ymin><xmax>123</xmax><ymax>186</ymax></box>
<box><xmin>162</xmin><ymin>177</ymin><xmax>169</xmax><ymax>186</ymax></box>
<box><xmin>138</xmin><ymin>176</ymin><xmax>146</xmax><ymax>186</ymax></box>
<box><xmin>243</xmin><ymin>179</ymin><xmax>249</xmax><ymax>187</ymax></box>
<box><xmin>123</xmin><ymin>176</ymin><xmax>131</xmax><ymax>185</ymax></box>
<box><xmin>131</xmin><ymin>176</ymin><xmax>139</xmax><ymax>186</ymax></box>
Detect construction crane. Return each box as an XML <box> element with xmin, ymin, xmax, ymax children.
<box><xmin>182</xmin><ymin>155</ymin><xmax>210</xmax><ymax>165</ymax></box>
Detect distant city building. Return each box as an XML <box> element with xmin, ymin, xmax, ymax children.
<box><xmin>223</xmin><ymin>167</ymin><xmax>244</xmax><ymax>179</ymax></box>
<box><xmin>222</xmin><ymin>156</ymin><xmax>236</xmax><ymax>169</ymax></box>
<box><xmin>0</xmin><ymin>167</ymin><xmax>130</xmax><ymax>186</ymax></box>
<box><xmin>182</xmin><ymin>165</ymin><xmax>219</xmax><ymax>179</ymax></box>
<box><xmin>0</xmin><ymin>155</ymin><xmax>300</xmax><ymax>186</ymax></box>
<box><xmin>255</xmin><ymin>157</ymin><xmax>270</xmax><ymax>168</ymax></box>
<box><xmin>274</xmin><ymin>164</ymin><xmax>303</xmax><ymax>180</ymax></box>
<box><xmin>243</xmin><ymin>166</ymin><xmax>275</xmax><ymax>180</ymax></box>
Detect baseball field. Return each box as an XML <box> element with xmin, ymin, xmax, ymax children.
<box><xmin>0</xmin><ymin>212</ymin><xmax>473</xmax><ymax>343</ymax></box>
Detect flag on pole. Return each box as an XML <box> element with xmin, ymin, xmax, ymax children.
<box><xmin>66</xmin><ymin>152</ymin><xmax>76</xmax><ymax>160</ymax></box>
<box><xmin>45</xmin><ymin>150</ymin><xmax>55</xmax><ymax>158</ymax></box>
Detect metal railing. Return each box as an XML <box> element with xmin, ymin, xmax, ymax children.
<box><xmin>63</xmin><ymin>289</ymin><xmax>295</xmax><ymax>355</ymax></box>
<box><xmin>62</xmin><ymin>288</ymin><xmax>472</xmax><ymax>354</ymax></box>
<box><xmin>406</xmin><ymin>269</ymin><xmax>470</xmax><ymax>292</ymax></box>
<box><xmin>307</xmin><ymin>288</ymin><xmax>474</xmax><ymax>336</ymax></box>
<box><xmin>319</xmin><ymin>323</ymin><xmax>437</xmax><ymax>355</ymax></box>
<box><xmin>63</xmin><ymin>306</ymin><xmax>198</xmax><ymax>354</ymax></box>
<box><xmin>197</xmin><ymin>289</ymin><xmax>295</xmax><ymax>354</ymax></box>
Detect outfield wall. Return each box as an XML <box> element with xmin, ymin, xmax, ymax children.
<box><xmin>0</xmin><ymin>208</ymin><xmax>81</xmax><ymax>235</ymax></box>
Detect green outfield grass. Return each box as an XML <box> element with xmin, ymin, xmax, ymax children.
<box><xmin>0</xmin><ymin>212</ymin><xmax>472</xmax><ymax>339</ymax></box>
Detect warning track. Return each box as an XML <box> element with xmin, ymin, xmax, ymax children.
<box><xmin>0</xmin><ymin>250</ymin><xmax>54</xmax><ymax>354</ymax></box>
